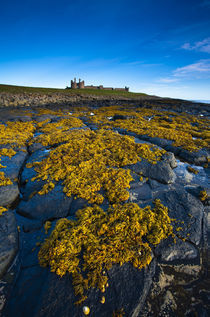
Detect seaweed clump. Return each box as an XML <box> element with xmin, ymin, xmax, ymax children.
<box><xmin>31</xmin><ymin>117</ymin><xmax>84</xmax><ymax>147</ymax></box>
<box><xmin>39</xmin><ymin>200</ymin><xmax>174</xmax><ymax>303</ymax></box>
<box><xmin>187</xmin><ymin>166</ymin><xmax>199</xmax><ymax>174</ymax></box>
<box><xmin>86</xmin><ymin>106</ymin><xmax>210</xmax><ymax>152</ymax></box>
<box><xmin>0</xmin><ymin>206</ymin><xmax>7</xmax><ymax>216</ymax></box>
<box><xmin>199</xmin><ymin>190</ymin><xmax>208</xmax><ymax>202</ymax></box>
<box><xmin>0</xmin><ymin>121</ymin><xmax>35</xmax><ymax>186</ymax></box>
<box><xmin>28</xmin><ymin>129</ymin><xmax>164</xmax><ymax>204</ymax></box>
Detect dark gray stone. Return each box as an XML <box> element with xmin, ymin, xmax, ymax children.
<box><xmin>28</xmin><ymin>142</ymin><xmax>44</xmax><ymax>154</ymax></box>
<box><xmin>0</xmin><ymin>183</ymin><xmax>19</xmax><ymax>207</ymax></box>
<box><xmin>17</xmin><ymin>184</ymin><xmax>73</xmax><ymax>221</ymax></box>
<box><xmin>69</xmin><ymin>197</ymin><xmax>89</xmax><ymax>216</ymax></box>
<box><xmin>127</xmin><ymin>159</ymin><xmax>176</xmax><ymax>184</ymax></box>
<box><xmin>20</xmin><ymin>149</ymin><xmax>49</xmax><ymax>186</ymax></box>
<box><xmin>162</xmin><ymin>152</ymin><xmax>177</xmax><ymax>169</ymax></box>
<box><xmin>129</xmin><ymin>183</ymin><xmax>152</xmax><ymax>202</ymax></box>
<box><xmin>155</xmin><ymin>236</ymin><xmax>198</xmax><ymax>262</ymax></box>
<box><xmin>158</xmin><ymin>188</ymin><xmax>204</xmax><ymax>245</ymax></box>
<box><xmin>0</xmin><ymin>148</ymin><xmax>27</xmax><ymax>180</ymax></box>
<box><xmin>148</xmin><ymin>179</ymin><xmax>167</xmax><ymax>190</ymax></box>
<box><xmin>3</xmin><ymin>260</ymin><xmax>156</xmax><ymax>317</ymax></box>
<box><xmin>149</xmin><ymin>161</ymin><xmax>176</xmax><ymax>184</ymax></box>
<box><xmin>0</xmin><ymin>211</ymin><xmax>18</xmax><ymax>278</ymax></box>
<box><xmin>179</xmin><ymin>149</ymin><xmax>209</xmax><ymax>165</ymax></box>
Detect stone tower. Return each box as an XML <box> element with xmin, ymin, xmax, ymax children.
<box><xmin>71</xmin><ymin>78</ymin><xmax>77</xmax><ymax>89</ymax></box>
<box><xmin>78</xmin><ymin>78</ymin><xmax>85</xmax><ymax>89</ymax></box>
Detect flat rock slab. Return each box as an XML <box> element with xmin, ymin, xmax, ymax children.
<box><xmin>17</xmin><ymin>184</ymin><xmax>73</xmax><ymax>221</ymax></box>
<box><xmin>127</xmin><ymin>159</ymin><xmax>176</xmax><ymax>184</ymax></box>
<box><xmin>20</xmin><ymin>148</ymin><xmax>50</xmax><ymax>200</ymax></box>
<box><xmin>3</xmin><ymin>261</ymin><xmax>156</xmax><ymax>317</ymax></box>
<box><xmin>28</xmin><ymin>142</ymin><xmax>44</xmax><ymax>154</ymax></box>
<box><xmin>155</xmin><ymin>236</ymin><xmax>198</xmax><ymax>262</ymax></box>
<box><xmin>157</xmin><ymin>188</ymin><xmax>204</xmax><ymax>246</ymax></box>
<box><xmin>129</xmin><ymin>183</ymin><xmax>152</xmax><ymax>202</ymax></box>
<box><xmin>0</xmin><ymin>183</ymin><xmax>19</xmax><ymax>207</ymax></box>
<box><xmin>0</xmin><ymin>211</ymin><xmax>18</xmax><ymax>278</ymax></box>
<box><xmin>0</xmin><ymin>148</ymin><xmax>27</xmax><ymax>180</ymax></box>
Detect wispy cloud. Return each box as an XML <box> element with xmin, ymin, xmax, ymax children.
<box><xmin>173</xmin><ymin>59</ymin><xmax>210</xmax><ymax>77</ymax></box>
<box><xmin>158</xmin><ymin>77</ymin><xmax>179</xmax><ymax>83</ymax></box>
<box><xmin>181</xmin><ymin>37</ymin><xmax>210</xmax><ymax>53</ymax></box>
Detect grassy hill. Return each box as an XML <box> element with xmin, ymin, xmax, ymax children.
<box><xmin>0</xmin><ymin>84</ymin><xmax>147</xmax><ymax>98</ymax></box>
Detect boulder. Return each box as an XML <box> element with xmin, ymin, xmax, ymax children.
<box><xmin>0</xmin><ymin>211</ymin><xmax>18</xmax><ymax>278</ymax></box>
<box><xmin>0</xmin><ymin>183</ymin><xmax>19</xmax><ymax>207</ymax></box>
<box><xmin>157</xmin><ymin>188</ymin><xmax>204</xmax><ymax>246</ymax></box>
<box><xmin>179</xmin><ymin>149</ymin><xmax>209</xmax><ymax>165</ymax></box>
<box><xmin>28</xmin><ymin>142</ymin><xmax>44</xmax><ymax>154</ymax></box>
<box><xmin>155</xmin><ymin>236</ymin><xmax>198</xmax><ymax>262</ymax></box>
<box><xmin>17</xmin><ymin>184</ymin><xmax>73</xmax><ymax>221</ymax></box>
<box><xmin>128</xmin><ymin>159</ymin><xmax>176</xmax><ymax>184</ymax></box>
<box><xmin>129</xmin><ymin>183</ymin><xmax>152</xmax><ymax>202</ymax></box>
<box><xmin>69</xmin><ymin>197</ymin><xmax>89</xmax><ymax>216</ymax></box>
<box><xmin>3</xmin><ymin>260</ymin><xmax>156</xmax><ymax>317</ymax></box>
<box><xmin>0</xmin><ymin>148</ymin><xmax>28</xmax><ymax>180</ymax></box>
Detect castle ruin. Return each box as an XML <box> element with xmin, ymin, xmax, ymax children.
<box><xmin>67</xmin><ymin>78</ymin><xmax>129</xmax><ymax>92</ymax></box>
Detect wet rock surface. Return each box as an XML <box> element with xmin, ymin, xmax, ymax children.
<box><xmin>0</xmin><ymin>211</ymin><xmax>18</xmax><ymax>278</ymax></box>
<box><xmin>17</xmin><ymin>184</ymin><xmax>73</xmax><ymax>221</ymax></box>
<box><xmin>0</xmin><ymin>104</ymin><xmax>209</xmax><ymax>317</ymax></box>
<box><xmin>0</xmin><ymin>184</ymin><xmax>19</xmax><ymax>207</ymax></box>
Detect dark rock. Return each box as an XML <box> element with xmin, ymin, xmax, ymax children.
<box><xmin>3</xmin><ymin>265</ymin><xmax>50</xmax><ymax>317</ymax></box>
<box><xmin>22</xmin><ymin>219</ymin><xmax>43</xmax><ymax>233</ymax></box>
<box><xmin>0</xmin><ymin>183</ymin><xmax>19</xmax><ymax>207</ymax></box>
<box><xmin>155</xmin><ymin>236</ymin><xmax>198</xmax><ymax>262</ymax></box>
<box><xmin>32</xmin><ymin>115</ymin><xmax>53</xmax><ymax>122</ymax></box>
<box><xmin>162</xmin><ymin>152</ymin><xmax>177</xmax><ymax>169</ymax></box>
<box><xmin>158</xmin><ymin>188</ymin><xmax>204</xmax><ymax>246</ymax></box>
<box><xmin>28</xmin><ymin>142</ymin><xmax>44</xmax><ymax>154</ymax></box>
<box><xmin>20</xmin><ymin>148</ymin><xmax>49</xmax><ymax>185</ymax></box>
<box><xmin>129</xmin><ymin>183</ymin><xmax>152</xmax><ymax>202</ymax></box>
<box><xmin>148</xmin><ymin>179</ymin><xmax>167</xmax><ymax>190</ymax></box>
<box><xmin>185</xmin><ymin>185</ymin><xmax>205</xmax><ymax>199</ymax></box>
<box><xmin>20</xmin><ymin>177</ymin><xmax>46</xmax><ymax>201</ymax></box>
<box><xmin>17</xmin><ymin>184</ymin><xmax>73</xmax><ymax>221</ymax></box>
<box><xmin>0</xmin><ymin>148</ymin><xmax>27</xmax><ymax>180</ymax></box>
<box><xmin>69</xmin><ymin>197</ymin><xmax>89</xmax><ymax>216</ymax></box>
<box><xmin>0</xmin><ymin>211</ymin><xmax>18</xmax><ymax>278</ymax></box>
<box><xmin>179</xmin><ymin>149</ymin><xmax>209</xmax><ymax>165</ymax></box>
<box><xmin>127</xmin><ymin>159</ymin><xmax>176</xmax><ymax>184</ymax></box>
<box><xmin>112</xmin><ymin>114</ymin><xmax>130</xmax><ymax>120</ymax></box>
<box><xmin>3</xmin><ymin>260</ymin><xmax>156</xmax><ymax>317</ymax></box>
<box><xmin>149</xmin><ymin>161</ymin><xmax>176</xmax><ymax>184</ymax></box>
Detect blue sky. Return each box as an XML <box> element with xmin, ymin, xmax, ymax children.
<box><xmin>1</xmin><ymin>0</ymin><xmax>210</xmax><ymax>99</ymax></box>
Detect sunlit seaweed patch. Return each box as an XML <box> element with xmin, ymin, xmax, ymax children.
<box><xmin>0</xmin><ymin>148</ymin><xmax>17</xmax><ymax>186</ymax></box>
<box><xmin>85</xmin><ymin>106</ymin><xmax>210</xmax><ymax>152</ymax></box>
<box><xmin>30</xmin><ymin>117</ymin><xmax>84</xmax><ymax>147</ymax></box>
<box><xmin>39</xmin><ymin>200</ymin><xmax>174</xmax><ymax>302</ymax></box>
<box><xmin>0</xmin><ymin>171</ymin><xmax>13</xmax><ymax>187</ymax></box>
<box><xmin>0</xmin><ymin>121</ymin><xmax>35</xmax><ymax>148</ymax></box>
<box><xmin>0</xmin><ymin>206</ymin><xmax>7</xmax><ymax>216</ymax></box>
<box><xmin>27</xmin><ymin>129</ymin><xmax>165</xmax><ymax>204</ymax></box>
<box><xmin>0</xmin><ymin>121</ymin><xmax>35</xmax><ymax>186</ymax></box>
<box><xmin>199</xmin><ymin>190</ymin><xmax>208</xmax><ymax>202</ymax></box>
<box><xmin>187</xmin><ymin>166</ymin><xmax>199</xmax><ymax>174</ymax></box>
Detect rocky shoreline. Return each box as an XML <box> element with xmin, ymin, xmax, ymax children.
<box><xmin>0</xmin><ymin>101</ymin><xmax>209</xmax><ymax>317</ymax></box>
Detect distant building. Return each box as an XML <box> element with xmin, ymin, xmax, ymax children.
<box><xmin>66</xmin><ymin>78</ymin><xmax>129</xmax><ymax>92</ymax></box>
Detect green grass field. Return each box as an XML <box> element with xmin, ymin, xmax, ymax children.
<box><xmin>0</xmin><ymin>84</ymin><xmax>147</xmax><ymax>98</ymax></box>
